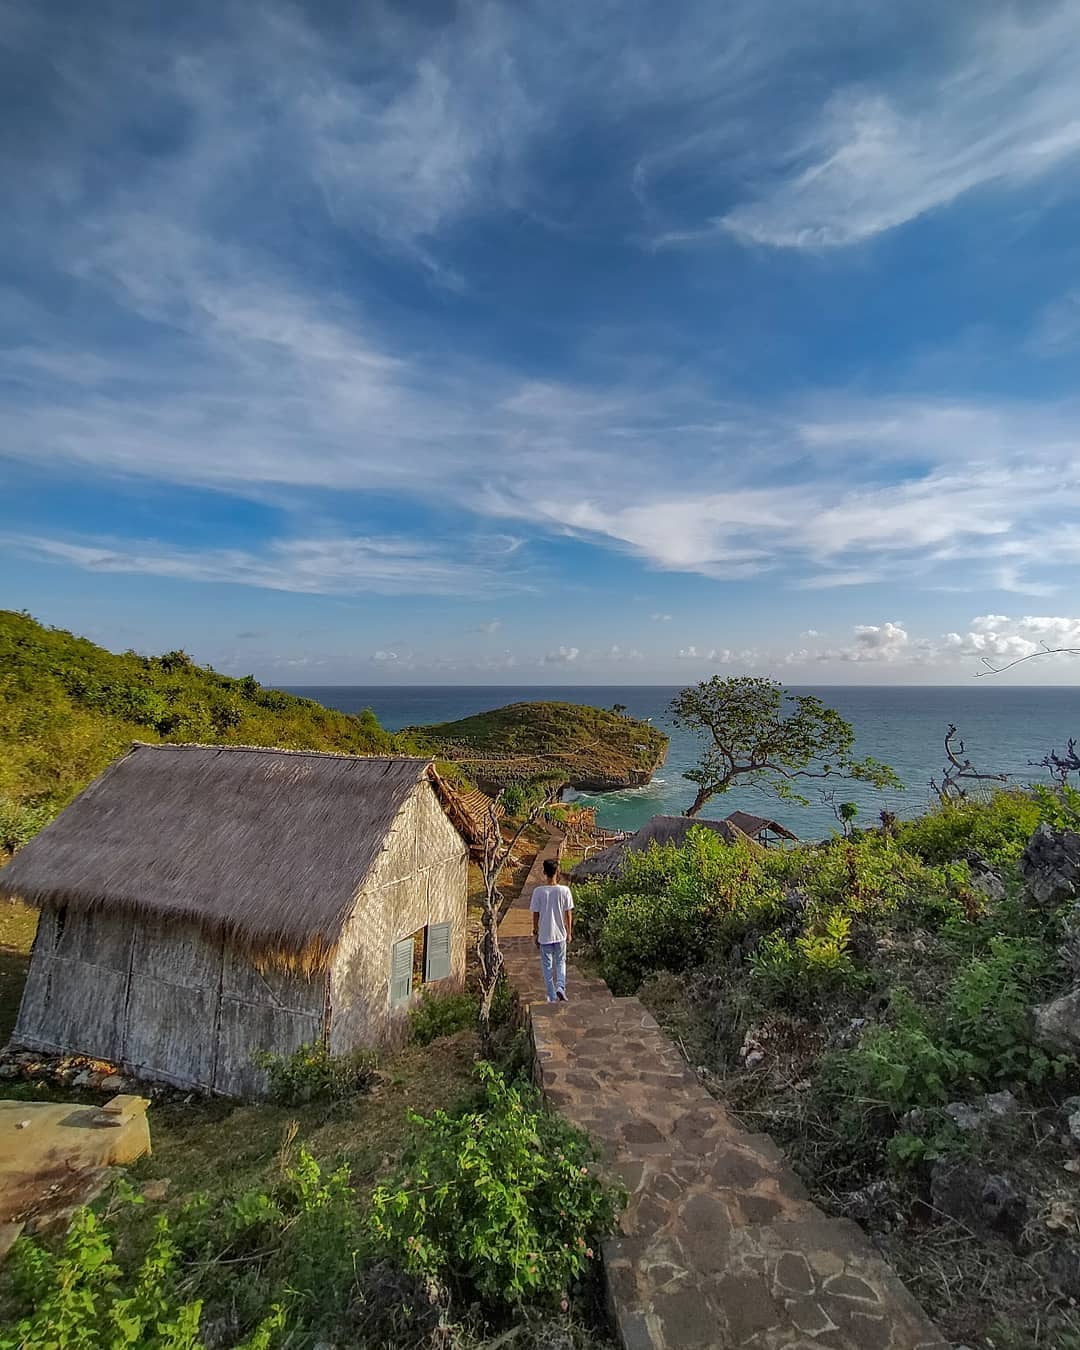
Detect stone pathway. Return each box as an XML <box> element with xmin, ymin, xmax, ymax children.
<box><xmin>499</xmin><ymin>832</ymin><xmax>946</xmax><ymax>1350</ymax></box>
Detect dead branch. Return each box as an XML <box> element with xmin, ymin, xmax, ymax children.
<box><xmin>975</xmin><ymin>643</ymin><xmax>1080</xmax><ymax>677</ymax></box>
<box><xmin>1029</xmin><ymin>737</ymin><xmax>1080</xmax><ymax>787</ymax></box>
<box><xmin>930</xmin><ymin>724</ymin><xmax>1008</xmax><ymax>804</ymax></box>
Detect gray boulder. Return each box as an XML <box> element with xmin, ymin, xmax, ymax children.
<box><xmin>930</xmin><ymin>1161</ymin><xmax>1026</xmax><ymax>1237</ymax></box>
<box><xmin>1033</xmin><ymin>987</ymin><xmax>1080</xmax><ymax>1057</ymax></box>
<box><xmin>1020</xmin><ymin>824</ymin><xmax>1080</xmax><ymax>905</ymax></box>
<box><xmin>944</xmin><ymin>1090</ymin><xmax>1018</xmax><ymax>1132</ymax></box>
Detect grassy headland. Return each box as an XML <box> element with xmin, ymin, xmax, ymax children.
<box><xmin>406</xmin><ymin>701</ymin><xmax>667</xmax><ymax>794</ymax></box>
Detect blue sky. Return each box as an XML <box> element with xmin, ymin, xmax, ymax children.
<box><xmin>4</xmin><ymin>0</ymin><xmax>1080</xmax><ymax>684</ymax></box>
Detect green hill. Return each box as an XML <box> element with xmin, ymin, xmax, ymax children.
<box><xmin>0</xmin><ymin>610</ymin><xmax>396</xmax><ymax>848</ymax></box>
<box><xmin>407</xmin><ymin>701</ymin><xmax>668</xmax><ymax>793</ymax></box>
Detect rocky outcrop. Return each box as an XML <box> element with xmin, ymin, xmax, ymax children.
<box><xmin>1019</xmin><ymin>824</ymin><xmax>1080</xmax><ymax>905</ymax></box>
<box><xmin>1033</xmin><ymin>987</ymin><xmax>1080</xmax><ymax>1057</ymax></box>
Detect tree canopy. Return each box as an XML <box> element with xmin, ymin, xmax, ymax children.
<box><xmin>670</xmin><ymin>676</ymin><xmax>899</xmax><ymax>817</ymax></box>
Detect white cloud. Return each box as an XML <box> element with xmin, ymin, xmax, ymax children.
<box><xmin>720</xmin><ymin>6</ymin><xmax>1080</xmax><ymax>248</ymax></box>
<box><xmin>6</xmin><ymin>531</ymin><xmax>515</xmax><ymax>598</ymax></box>
<box><xmin>794</xmin><ymin>614</ymin><xmax>1080</xmax><ymax>669</ymax></box>
<box><xmin>800</xmin><ymin>628</ymin><xmax>819</xmax><ymax>638</ymax></box>
<box><xmin>373</xmin><ymin>650</ymin><xmax>398</xmax><ymax>662</ymax></box>
<box><xmin>543</xmin><ymin>645</ymin><xmax>579</xmax><ymax>664</ymax></box>
<box><xmin>650</xmin><ymin>612</ymin><xmax>672</xmax><ymax>622</ymax></box>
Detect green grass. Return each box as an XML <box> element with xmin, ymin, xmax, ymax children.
<box><xmin>408</xmin><ymin>701</ymin><xmax>667</xmax><ymax>791</ymax></box>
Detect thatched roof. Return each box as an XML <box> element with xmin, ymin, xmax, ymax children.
<box><xmin>723</xmin><ymin>810</ymin><xmax>799</xmax><ymax>842</ymax></box>
<box><xmin>0</xmin><ymin>744</ymin><xmax>464</xmax><ymax>972</ymax></box>
<box><xmin>428</xmin><ymin>776</ymin><xmax>502</xmax><ymax>859</ymax></box>
<box><xmin>570</xmin><ymin>814</ymin><xmax>752</xmax><ymax>880</ymax></box>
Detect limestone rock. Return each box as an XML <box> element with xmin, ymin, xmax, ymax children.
<box><xmin>930</xmin><ymin>1161</ymin><xmax>1026</xmax><ymax>1237</ymax></box>
<box><xmin>946</xmin><ymin>1090</ymin><xmax>1018</xmax><ymax>1131</ymax></box>
<box><xmin>969</xmin><ymin>858</ymin><xmax>1006</xmax><ymax>903</ymax></box>
<box><xmin>1020</xmin><ymin>824</ymin><xmax>1080</xmax><ymax>905</ymax></box>
<box><xmin>1033</xmin><ymin>987</ymin><xmax>1080</xmax><ymax>1057</ymax></box>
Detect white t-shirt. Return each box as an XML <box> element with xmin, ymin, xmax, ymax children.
<box><xmin>530</xmin><ymin>883</ymin><xmax>574</xmax><ymax>944</ymax></box>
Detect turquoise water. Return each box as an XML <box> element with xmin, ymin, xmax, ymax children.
<box><xmin>283</xmin><ymin>685</ymin><xmax>1080</xmax><ymax>841</ymax></box>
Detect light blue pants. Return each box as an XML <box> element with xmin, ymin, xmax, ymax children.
<box><xmin>538</xmin><ymin>941</ymin><xmax>567</xmax><ymax>1001</ymax></box>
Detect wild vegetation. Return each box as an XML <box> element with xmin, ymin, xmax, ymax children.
<box><xmin>0</xmin><ymin>610</ymin><xmax>399</xmax><ymax>847</ymax></box>
<box><xmin>0</xmin><ymin>1009</ymin><xmax>621</xmax><ymax>1349</ymax></box>
<box><xmin>573</xmin><ymin>787</ymin><xmax>1080</xmax><ymax>1348</ymax></box>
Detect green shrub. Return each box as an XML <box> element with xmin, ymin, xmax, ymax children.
<box><xmin>588</xmin><ymin>829</ymin><xmax>785</xmax><ymax>993</ymax></box>
<box><xmin>943</xmin><ymin>934</ymin><xmax>1068</xmax><ymax>1085</ymax></box>
<box><xmin>0</xmin><ymin>797</ymin><xmax>54</xmax><ymax>853</ymax></box>
<box><xmin>253</xmin><ymin>1041</ymin><xmax>377</xmax><ymax>1105</ymax></box>
<box><xmin>1033</xmin><ymin>783</ymin><xmax>1080</xmax><ymax>831</ymax></box>
<box><xmin>367</xmin><ymin>1062</ymin><xmax>624</xmax><ymax>1309</ymax></box>
<box><xmin>409</xmin><ymin>989</ymin><xmax>477</xmax><ymax>1045</ymax></box>
<box><xmin>1</xmin><ymin>1203</ymin><xmax>205</xmax><ymax>1350</ymax></box>
<box><xmin>749</xmin><ymin>907</ymin><xmax>863</xmax><ymax>1006</ymax></box>
<box><xmin>895</xmin><ymin>790</ymin><xmax>1042</xmax><ymax>867</ymax></box>
<box><xmin>823</xmin><ymin>989</ymin><xmax>975</xmax><ymax>1114</ymax></box>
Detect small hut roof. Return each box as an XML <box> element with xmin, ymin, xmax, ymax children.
<box><xmin>570</xmin><ymin>814</ymin><xmax>749</xmax><ymax>880</ymax></box>
<box><xmin>723</xmin><ymin>810</ymin><xmax>799</xmax><ymax>841</ymax></box>
<box><xmin>0</xmin><ymin>744</ymin><xmax>460</xmax><ymax>971</ymax></box>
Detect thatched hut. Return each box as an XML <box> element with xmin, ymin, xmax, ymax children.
<box><xmin>1</xmin><ymin>744</ymin><xmax>471</xmax><ymax>1096</ymax></box>
<box><xmin>721</xmin><ymin>811</ymin><xmax>799</xmax><ymax>847</ymax></box>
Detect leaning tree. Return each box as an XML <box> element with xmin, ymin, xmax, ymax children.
<box><xmin>670</xmin><ymin>676</ymin><xmax>899</xmax><ymax>818</ymax></box>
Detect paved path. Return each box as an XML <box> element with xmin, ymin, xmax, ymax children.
<box><xmin>499</xmin><ymin>832</ymin><xmax>946</xmax><ymax>1350</ymax></box>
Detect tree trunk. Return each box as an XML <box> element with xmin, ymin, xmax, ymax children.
<box><xmin>684</xmin><ymin>786</ymin><xmax>712</xmax><ymax>818</ymax></box>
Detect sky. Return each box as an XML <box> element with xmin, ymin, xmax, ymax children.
<box><xmin>4</xmin><ymin>0</ymin><xmax>1080</xmax><ymax>685</ymax></box>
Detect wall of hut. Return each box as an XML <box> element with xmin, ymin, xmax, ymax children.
<box><xmin>15</xmin><ymin>909</ymin><xmax>326</xmax><ymax>1097</ymax></box>
<box><xmin>329</xmin><ymin>780</ymin><xmax>468</xmax><ymax>1053</ymax></box>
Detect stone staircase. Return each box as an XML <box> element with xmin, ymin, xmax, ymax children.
<box><xmin>499</xmin><ymin>833</ymin><xmax>947</xmax><ymax>1350</ymax></box>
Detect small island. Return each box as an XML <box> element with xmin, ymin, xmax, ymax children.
<box><xmin>406</xmin><ymin>701</ymin><xmax>668</xmax><ymax>795</ymax></box>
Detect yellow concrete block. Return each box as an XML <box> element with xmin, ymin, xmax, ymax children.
<box><xmin>0</xmin><ymin>1099</ymin><xmax>152</xmax><ymax>1230</ymax></box>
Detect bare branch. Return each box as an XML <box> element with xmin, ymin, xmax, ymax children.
<box><xmin>931</xmin><ymin>723</ymin><xmax>1008</xmax><ymax>804</ymax></box>
<box><xmin>1029</xmin><ymin>737</ymin><xmax>1080</xmax><ymax>787</ymax></box>
<box><xmin>975</xmin><ymin>643</ymin><xmax>1080</xmax><ymax>677</ymax></box>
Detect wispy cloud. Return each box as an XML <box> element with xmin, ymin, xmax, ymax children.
<box><xmin>718</xmin><ymin>6</ymin><xmax>1080</xmax><ymax>248</ymax></box>
<box><xmin>6</xmin><ymin>532</ymin><xmax>516</xmax><ymax>598</ymax></box>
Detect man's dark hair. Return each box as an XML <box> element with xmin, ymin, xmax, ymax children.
<box><xmin>543</xmin><ymin>858</ymin><xmax>558</xmax><ymax>879</ymax></box>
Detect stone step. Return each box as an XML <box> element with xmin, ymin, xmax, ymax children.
<box><xmin>500</xmin><ymin>828</ymin><xmax>947</xmax><ymax>1349</ymax></box>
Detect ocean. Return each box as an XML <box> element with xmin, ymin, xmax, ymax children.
<box><xmin>282</xmin><ymin>685</ymin><xmax>1080</xmax><ymax>841</ymax></box>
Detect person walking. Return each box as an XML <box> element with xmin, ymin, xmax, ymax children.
<box><xmin>530</xmin><ymin>856</ymin><xmax>574</xmax><ymax>1002</ymax></box>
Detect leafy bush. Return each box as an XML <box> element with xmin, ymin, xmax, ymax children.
<box><xmin>1</xmin><ymin>1203</ymin><xmax>205</xmax><ymax>1350</ymax></box>
<box><xmin>896</xmin><ymin>790</ymin><xmax>1042</xmax><ymax>867</ymax></box>
<box><xmin>409</xmin><ymin>989</ymin><xmax>477</xmax><ymax>1045</ymax></box>
<box><xmin>943</xmin><ymin>934</ymin><xmax>1067</xmax><ymax>1085</ymax></box>
<box><xmin>367</xmin><ymin>1063</ymin><xmax>624</xmax><ymax>1309</ymax></box>
<box><xmin>253</xmin><ymin>1041</ymin><xmax>377</xmax><ymax>1105</ymax></box>
<box><xmin>586</xmin><ymin>828</ymin><xmax>785</xmax><ymax>993</ymax></box>
<box><xmin>1033</xmin><ymin>783</ymin><xmax>1080</xmax><ymax>832</ymax></box>
<box><xmin>824</xmin><ymin>988</ymin><xmax>977</xmax><ymax>1114</ymax></box>
<box><xmin>749</xmin><ymin>907</ymin><xmax>863</xmax><ymax>1006</ymax></box>
<box><xmin>0</xmin><ymin>796</ymin><xmax>54</xmax><ymax>853</ymax></box>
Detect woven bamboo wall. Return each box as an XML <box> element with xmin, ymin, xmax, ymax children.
<box><xmin>329</xmin><ymin>779</ymin><xmax>467</xmax><ymax>1054</ymax></box>
<box><xmin>15</xmin><ymin>909</ymin><xmax>325</xmax><ymax>1096</ymax></box>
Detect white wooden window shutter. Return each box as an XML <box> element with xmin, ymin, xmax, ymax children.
<box><xmin>425</xmin><ymin>922</ymin><xmax>452</xmax><ymax>982</ymax></box>
<box><xmin>391</xmin><ymin>937</ymin><xmax>414</xmax><ymax>1006</ymax></box>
